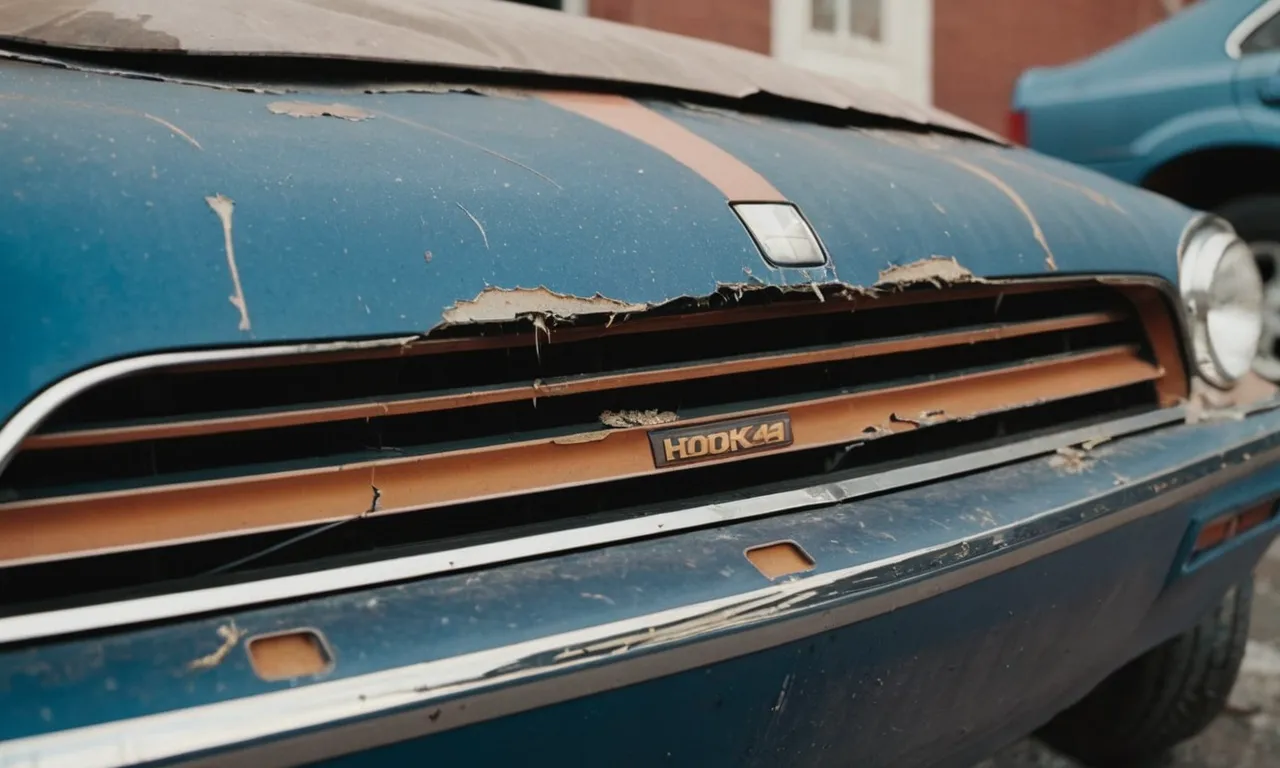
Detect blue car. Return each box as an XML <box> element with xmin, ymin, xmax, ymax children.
<box><xmin>1</xmin><ymin>2</ymin><xmax>1278</xmax><ymax>767</ymax></box>
<box><xmin>1015</xmin><ymin>0</ymin><xmax>1280</xmax><ymax>378</ymax></box>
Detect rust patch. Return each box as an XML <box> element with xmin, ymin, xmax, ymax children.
<box><xmin>187</xmin><ymin>622</ymin><xmax>245</xmax><ymax>671</ymax></box>
<box><xmin>266</xmin><ymin>101</ymin><xmax>373</xmax><ymax>121</ymax></box>
<box><xmin>943</xmin><ymin>157</ymin><xmax>1057</xmax><ymax>271</ymax></box>
<box><xmin>540</xmin><ymin>92</ymin><xmax>786</xmax><ymax>202</ymax></box>
<box><xmin>600</xmin><ymin>409</ymin><xmax>678</xmax><ymax>428</ymax></box>
<box><xmin>876</xmin><ymin>256</ymin><xmax>982</xmax><ymax>289</ymax></box>
<box><xmin>246</xmin><ymin>631</ymin><xmax>332</xmax><ymax>681</ymax></box>
<box><xmin>745</xmin><ymin>541</ymin><xmax>816</xmax><ymax>580</ymax></box>
<box><xmin>205</xmin><ymin>194</ymin><xmax>250</xmax><ymax>332</ymax></box>
<box><xmin>441</xmin><ymin>286</ymin><xmax>646</xmax><ymax>325</ymax></box>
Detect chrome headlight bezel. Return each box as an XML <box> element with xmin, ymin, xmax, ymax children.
<box><xmin>1179</xmin><ymin>216</ymin><xmax>1264</xmax><ymax>388</ymax></box>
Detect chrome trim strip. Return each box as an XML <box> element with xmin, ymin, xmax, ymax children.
<box><xmin>0</xmin><ymin>337</ymin><xmax>421</xmax><ymax>476</ymax></box>
<box><xmin>0</xmin><ymin>407</ymin><xmax>1183</xmax><ymax>645</ymax></box>
<box><xmin>3</xmin><ymin>434</ymin><xmax>1274</xmax><ymax>768</ymax></box>
<box><xmin>1226</xmin><ymin>0</ymin><xmax>1280</xmax><ymax>58</ymax></box>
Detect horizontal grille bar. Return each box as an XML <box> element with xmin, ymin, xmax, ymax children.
<box><xmin>22</xmin><ymin>310</ymin><xmax>1128</xmax><ymax>451</ymax></box>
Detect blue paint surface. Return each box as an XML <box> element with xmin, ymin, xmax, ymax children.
<box><xmin>3</xmin><ymin>406</ymin><xmax>1279</xmax><ymax>764</ymax></box>
<box><xmin>1</xmin><ymin>60</ymin><xmax>1193</xmax><ymax>426</ymax></box>
<box><xmin>1016</xmin><ymin>0</ymin><xmax>1280</xmax><ymax>184</ymax></box>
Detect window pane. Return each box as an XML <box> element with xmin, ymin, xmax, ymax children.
<box><xmin>810</xmin><ymin>0</ymin><xmax>836</xmax><ymax>32</ymax></box>
<box><xmin>849</xmin><ymin>0</ymin><xmax>882</xmax><ymax>41</ymax></box>
<box><xmin>1243</xmin><ymin>14</ymin><xmax>1280</xmax><ymax>55</ymax></box>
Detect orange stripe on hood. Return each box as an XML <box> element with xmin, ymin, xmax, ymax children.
<box><xmin>541</xmin><ymin>92</ymin><xmax>786</xmax><ymax>202</ymax></box>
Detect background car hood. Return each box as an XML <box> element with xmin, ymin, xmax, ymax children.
<box><xmin>1014</xmin><ymin>0</ymin><xmax>1257</xmax><ymax>108</ymax></box>
<box><xmin>0</xmin><ymin>61</ymin><xmax>1194</xmax><ymax>426</ymax></box>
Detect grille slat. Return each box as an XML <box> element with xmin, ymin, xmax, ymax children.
<box><xmin>22</xmin><ymin>310</ymin><xmax>1128</xmax><ymax>451</ymax></box>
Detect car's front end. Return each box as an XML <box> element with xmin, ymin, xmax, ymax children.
<box><xmin>1</xmin><ymin>3</ymin><xmax>1279</xmax><ymax>767</ymax></box>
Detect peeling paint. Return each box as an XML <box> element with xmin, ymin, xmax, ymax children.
<box><xmin>942</xmin><ymin>157</ymin><xmax>1058</xmax><ymax>271</ymax></box>
<box><xmin>551</xmin><ymin>430</ymin><xmax>612</xmax><ymax>445</ymax></box>
<box><xmin>266</xmin><ymin>101</ymin><xmax>373</xmax><ymax>121</ymax></box>
<box><xmin>205</xmin><ymin>194</ymin><xmax>251</xmax><ymax>332</ymax></box>
<box><xmin>187</xmin><ymin>622</ymin><xmax>245</xmax><ymax>671</ymax></box>
<box><xmin>875</xmin><ymin>256</ymin><xmax>981</xmax><ymax>289</ymax></box>
<box><xmin>600</xmin><ymin>410</ymin><xmax>678</xmax><ymax>428</ymax></box>
<box><xmin>441</xmin><ymin>287</ymin><xmax>646</xmax><ymax>325</ymax></box>
<box><xmin>1049</xmin><ymin>446</ymin><xmax>1093</xmax><ymax>475</ymax></box>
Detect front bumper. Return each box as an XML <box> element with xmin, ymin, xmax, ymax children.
<box><xmin>3</xmin><ymin>403</ymin><xmax>1280</xmax><ymax>768</ymax></box>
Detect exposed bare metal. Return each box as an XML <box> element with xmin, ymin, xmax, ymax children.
<box><xmin>267</xmin><ymin>101</ymin><xmax>373</xmax><ymax>121</ymax></box>
<box><xmin>205</xmin><ymin>194</ymin><xmax>251</xmax><ymax>332</ymax></box>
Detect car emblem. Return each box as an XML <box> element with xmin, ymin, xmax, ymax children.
<box><xmin>648</xmin><ymin>413</ymin><xmax>793</xmax><ymax>468</ymax></box>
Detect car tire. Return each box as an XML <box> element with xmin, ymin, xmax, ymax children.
<box><xmin>1036</xmin><ymin>578</ymin><xmax>1252</xmax><ymax>768</ymax></box>
<box><xmin>1216</xmin><ymin>195</ymin><xmax>1280</xmax><ymax>381</ymax></box>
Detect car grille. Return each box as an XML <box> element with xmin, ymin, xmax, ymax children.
<box><xmin>0</xmin><ymin>281</ymin><xmax>1185</xmax><ymax>610</ymax></box>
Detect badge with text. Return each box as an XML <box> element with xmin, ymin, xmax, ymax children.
<box><xmin>648</xmin><ymin>413</ymin><xmax>793</xmax><ymax>468</ymax></box>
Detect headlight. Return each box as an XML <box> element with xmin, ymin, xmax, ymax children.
<box><xmin>1179</xmin><ymin>217</ymin><xmax>1264</xmax><ymax>387</ymax></box>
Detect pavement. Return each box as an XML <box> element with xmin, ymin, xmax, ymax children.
<box><xmin>978</xmin><ymin>540</ymin><xmax>1280</xmax><ymax>768</ymax></box>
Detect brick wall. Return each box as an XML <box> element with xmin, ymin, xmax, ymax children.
<box><xmin>933</xmin><ymin>0</ymin><xmax>1180</xmax><ymax>135</ymax></box>
<box><xmin>589</xmin><ymin>0</ymin><xmax>772</xmax><ymax>54</ymax></box>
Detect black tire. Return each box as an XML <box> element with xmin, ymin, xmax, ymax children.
<box><xmin>1217</xmin><ymin>196</ymin><xmax>1280</xmax><ymax>381</ymax></box>
<box><xmin>1037</xmin><ymin>578</ymin><xmax>1253</xmax><ymax>768</ymax></box>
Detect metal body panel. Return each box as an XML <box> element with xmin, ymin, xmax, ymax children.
<box><xmin>0</xmin><ymin>61</ymin><xmax>1193</xmax><ymax>428</ymax></box>
<box><xmin>4</xmin><ymin>406</ymin><xmax>1280</xmax><ymax>767</ymax></box>
<box><xmin>1016</xmin><ymin>0</ymin><xmax>1280</xmax><ymax>188</ymax></box>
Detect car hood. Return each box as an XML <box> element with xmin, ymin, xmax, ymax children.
<box><xmin>0</xmin><ymin>61</ymin><xmax>1194</xmax><ymax>426</ymax></box>
<box><xmin>0</xmin><ymin>0</ymin><xmax>994</xmax><ymax>141</ymax></box>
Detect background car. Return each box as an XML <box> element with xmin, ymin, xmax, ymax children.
<box><xmin>1014</xmin><ymin>0</ymin><xmax>1280</xmax><ymax>378</ymax></box>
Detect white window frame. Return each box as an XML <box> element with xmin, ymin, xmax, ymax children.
<box><xmin>772</xmin><ymin>0</ymin><xmax>933</xmax><ymax>105</ymax></box>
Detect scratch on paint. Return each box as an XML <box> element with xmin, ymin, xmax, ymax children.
<box><xmin>944</xmin><ymin>157</ymin><xmax>1057</xmax><ymax>271</ymax></box>
<box><xmin>376</xmin><ymin>110</ymin><xmax>562</xmax><ymax>189</ymax></box>
<box><xmin>773</xmin><ymin>673</ymin><xmax>794</xmax><ymax>713</ymax></box>
<box><xmin>187</xmin><ymin>622</ymin><xmax>245</xmax><ymax>670</ymax></box>
<box><xmin>981</xmin><ymin>151</ymin><xmax>1124</xmax><ymax>214</ymax></box>
<box><xmin>0</xmin><ymin>93</ymin><xmax>203</xmax><ymax>151</ymax></box>
<box><xmin>455</xmin><ymin>203</ymin><xmax>490</xmax><ymax>249</ymax></box>
<box><xmin>141</xmin><ymin>113</ymin><xmax>202</xmax><ymax>150</ymax></box>
<box><xmin>205</xmin><ymin>194</ymin><xmax>251</xmax><ymax>331</ymax></box>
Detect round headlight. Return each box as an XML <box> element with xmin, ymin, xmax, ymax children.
<box><xmin>1179</xmin><ymin>218</ymin><xmax>1264</xmax><ymax>387</ymax></box>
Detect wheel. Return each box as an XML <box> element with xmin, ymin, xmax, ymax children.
<box><xmin>1216</xmin><ymin>195</ymin><xmax>1280</xmax><ymax>381</ymax></box>
<box><xmin>1036</xmin><ymin>578</ymin><xmax>1252</xmax><ymax>767</ymax></box>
